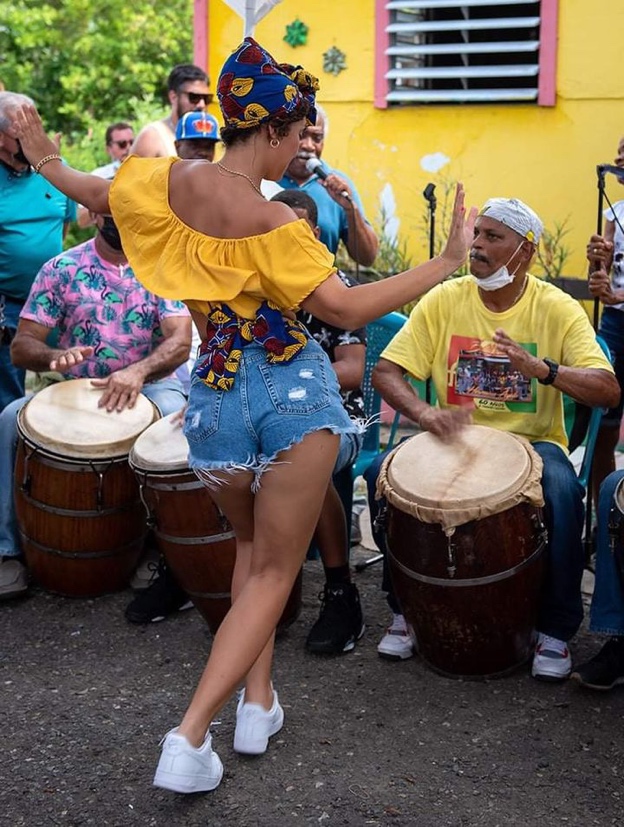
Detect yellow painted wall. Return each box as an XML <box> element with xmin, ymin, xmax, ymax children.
<box><xmin>206</xmin><ymin>1</ymin><xmax>624</xmax><ymax>276</ymax></box>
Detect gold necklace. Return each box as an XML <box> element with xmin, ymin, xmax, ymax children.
<box><xmin>216</xmin><ymin>162</ymin><xmax>264</xmax><ymax>197</ymax></box>
<box><xmin>509</xmin><ymin>276</ymin><xmax>528</xmax><ymax>309</ymax></box>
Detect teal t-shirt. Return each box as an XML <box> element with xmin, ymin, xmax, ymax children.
<box><xmin>0</xmin><ymin>163</ymin><xmax>77</xmax><ymax>300</ymax></box>
<box><xmin>278</xmin><ymin>165</ymin><xmax>368</xmax><ymax>256</ymax></box>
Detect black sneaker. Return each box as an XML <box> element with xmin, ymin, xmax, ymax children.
<box><xmin>125</xmin><ymin>562</ymin><xmax>193</xmax><ymax>624</ymax></box>
<box><xmin>570</xmin><ymin>638</ymin><xmax>624</xmax><ymax>691</ymax></box>
<box><xmin>305</xmin><ymin>582</ymin><xmax>364</xmax><ymax>655</ymax></box>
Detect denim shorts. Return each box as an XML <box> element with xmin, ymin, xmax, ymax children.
<box><xmin>183</xmin><ymin>338</ymin><xmax>361</xmax><ymax>485</ymax></box>
<box><xmin>598</xmin><ymin>307</ymin><xmax>624</xmax><ymax>425</ymax></box>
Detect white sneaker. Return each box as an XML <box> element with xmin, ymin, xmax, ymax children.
<box><xmin>377</xmin><ymin>613</ymin><xmax>414</xmax><ymax>660</ymax></box>
<box><xmin>129</xmin><ymin>547</ymin><xmax>160</xmax><ymax>591</ymax></box>
<box><xmin>233</xmin><ymin>689</ymin><xmax>284</xmax><ymax>755</ymax></box>
<box><xmin>532</xmin><ymin>633</ymin><xmax>572</xmax><ymax>681</ymax></box>
<box><xmin>153</xmin><ymin>728</ymin><xmax>223</xmax><ymax>794</ymax></box>
<box><xmin>0</xmin><ymin>556</ymin><xmax>28</xmax><ymax>599</ymax></box>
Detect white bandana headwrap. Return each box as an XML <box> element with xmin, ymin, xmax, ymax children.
<box><xmin>479</xmin><ymin>198</ymin><xmax>543</xmax><ymax>244</ymax></box>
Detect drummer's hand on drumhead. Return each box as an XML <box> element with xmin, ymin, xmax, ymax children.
<box><xmin>90</xmin><ymin>365</ymin><xmax>145</xmax><ymax>412</ymax></box>
<box><xmin>418</xmin><ymin>407</ymin><xmax>472</xmax><ymax>441</ymax></box>
<box><xmin>49</xmin><ymin>346</ymin><xmax>94</xmax><ymax>372</ymax></box>
<box><xmin>440</xmin><ymin>184</ymin><xmax>478</xmax><ymax>271</ymax></box>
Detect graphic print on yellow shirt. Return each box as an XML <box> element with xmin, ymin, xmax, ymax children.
<box><xmin>448</xmin><ymin>335</ymin><xmax>537</xmax><ymax>414</ymax></box>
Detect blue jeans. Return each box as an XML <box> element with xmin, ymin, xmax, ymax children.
<box><xmin>0</xmin><ymin>296</ymin><xmax>26</xmax><ymax>413</ymax></box>
<box><xmin>184</xmin><ymin>339</ymin><xmax>358</xmax><ymax>481</ymax></box>
<box><xmin>365</xmin><ymin>438</ymin><xmax>585</xmax><ymax>640</ymax></box>
<box><xmin>598</xmin><ymin>307</ymin><xmax>624</xmax><ymax>426</ymax></box>
<box><xmin>590</xmin><ymin>470</ymin><xmax>624</xmax><ymax>635</ymax></box>
<box><xmin>0</xmin><ymin>377</ymin><xmax>186</xmax><ymax>558</ymax></box>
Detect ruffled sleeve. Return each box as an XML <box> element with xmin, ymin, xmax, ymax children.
<box><xmin>109</xmin><ymin>156</ymin><xmax>336</xmax><ymax>316</ymax></box>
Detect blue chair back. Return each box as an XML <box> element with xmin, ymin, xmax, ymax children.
<box><xmin>352</xmin><ymin>311</ymin><xmax>407</xmax><ymax>479</ymax></box>
<box><xmin>574</xmin><ymin>334</ymin><xmax>611</xmax><ymax>489</ymax></box>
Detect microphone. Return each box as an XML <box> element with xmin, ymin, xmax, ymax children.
<box><xmin>423</xmin><ymin>182</ymin><xmax>437</xmax><ymax>210</ymax></box>
<box><xmin>305</xmin><ymin>157</ymin><xmax>351</xmax><ymax>201</ymax></box>
<box><xmin>597</xmin><ymin>164</ymin><xmax>624</xmax><ymax>181</ymax></box>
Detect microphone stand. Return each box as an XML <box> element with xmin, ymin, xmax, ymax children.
<box><xmin>423</xmin><ymin>183</ymin><xmax>437</xmax><ymax>261</ymax></box>
<box><xmin>423</xmin><ymin>183</ymin><xmax>436</xmax><ymax>404</ymax></box>
<box><xmin>584</xmin><ymin>165</ymin><xmax>608</xmax><ymax>567</ymax></box>
<box><xmin>593</xmin><ymin>165</ymin><xmax>606</xmax><ymax>329</ymax></box>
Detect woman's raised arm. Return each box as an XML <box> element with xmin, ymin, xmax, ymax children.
<box><xmin>10</xmin><ymin>103</ymin><xmax>111</xmax><ymax>214</ymax></box>
<box><xmin>302</xmin><ymin>184</ymin><xmax>477</xmax><ymax>329</ymax></box>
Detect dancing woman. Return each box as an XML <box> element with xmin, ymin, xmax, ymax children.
<box><xmin>10</xmin><ymin>38</ymin><xmax>476</xmax><ymax>793</ymax></box>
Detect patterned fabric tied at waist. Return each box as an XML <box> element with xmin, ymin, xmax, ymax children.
<box><xmin>196</xmin><ymin>300</ymin><xmax>308</xmax><ymax>391</ymax></box>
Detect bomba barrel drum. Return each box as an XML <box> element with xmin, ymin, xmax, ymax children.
<box><xmin>129</xmin><ymin>413</ymin><xmax>301</xmax><ymax>635</ymax></box>
<box><xmin>15</xmin><ymin>378</ymin><xmax>157</xmax><ymax>597</ymax></box>
<box><xmin>378</xmin><ymin>425</ymin><xmax>546</xmax><ymax>678</ymax></box>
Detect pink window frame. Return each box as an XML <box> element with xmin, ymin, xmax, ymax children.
<box><xmin>194</xmin><ymin>0</ymin><xmax>209</xmax><ymax>70</ymax></box>
<box><xmin>374</xmin><ymin>0</ymin><xmax>559</xmax><ymax>109</ymax></box>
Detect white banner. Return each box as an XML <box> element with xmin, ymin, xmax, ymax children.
<box><xmin>221</xmin><ymin>0</ymin><xmax>283</xmax><ymax>37</ymax></box>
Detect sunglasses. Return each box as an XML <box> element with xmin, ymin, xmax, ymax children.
<box><xmin>181</xmin><ymin>91</ymin><xmax>213</xmax><ymax>105</ymax></box>
<box><xmin>110</xmin><ymin>139</ymin><xmax>134</xmax><ymax>149</ymax></box>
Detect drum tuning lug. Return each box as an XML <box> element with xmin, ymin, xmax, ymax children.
<box><xmin>373</xmin><ymin>505</ymin><xmax>388</xmax><ymax>533</ymax></box>
<box><xmin>445</xmin><ymin>529</ymin><xmax>457</xmax><ymax>578</ymax></box>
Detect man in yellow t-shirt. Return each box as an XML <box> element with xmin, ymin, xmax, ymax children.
<box><xmin>368</xmin><ymin>197</ymin><xmax>619</xmax><ymax>681</ymax></box>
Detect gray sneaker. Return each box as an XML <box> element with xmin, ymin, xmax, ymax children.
<box><xmin>0</xmin><ymin>556</ymin><xmax>28</xmax><ymax>600</ymax></box>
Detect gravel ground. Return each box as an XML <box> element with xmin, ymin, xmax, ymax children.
<box><xmin>2</xmin><ymin>514</ymin><xmax>624</xmax><ymax>827</ymax></box>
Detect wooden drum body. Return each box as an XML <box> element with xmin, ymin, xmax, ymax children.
<box><xmin>15</xmin><ymin>379</ymin><xmax>156</xmax><ymax>597</ymax></box>
<box><xmin>130</xmin><ymin>414</ymin><xmax>301</xmax><ymax>635</ymax></box>
<box><xmin>379</xmin><ymin>426</ymin><xmax>546</xmax><ymax>679</ymax></box>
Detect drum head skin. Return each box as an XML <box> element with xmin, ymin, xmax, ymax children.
<box><xmin>380</xmin><ymin>425</ymin><xmax>544</xmax><ymax>530</ymax></box>
<box><xmin>20</xmin><ymin>378</ymin><xmax>156</xmax><ymax>459</ymax></box>
<box><xmin>130</xmin><ymin>412</ymin><xmax>189</xmax><ymax>472</ymax></box>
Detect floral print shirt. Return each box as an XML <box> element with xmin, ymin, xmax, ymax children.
<box><xmin>20</xmin><ymin>239</ymin><xmax>189</xmax><ymax>379</ymax></box>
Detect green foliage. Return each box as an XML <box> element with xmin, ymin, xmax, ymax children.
<box><xmin>0</xmin><ymin>0</ymin><xmax>194</xmax><ymax>135</ymax></box>
<box><xmin>534</xmin><ymin>217</ymin><xmax>572</xmax><ymax>279</ymax></box>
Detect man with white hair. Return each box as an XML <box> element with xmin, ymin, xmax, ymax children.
<box><xmin>277</xmin><ymin>105</ymin><xmax>378</xmax><ymax>266</ymax></box>
<box><xmin>366</xmin><ymin>197</ymin><xmax>619</xmax><ymax>681</ymax></box>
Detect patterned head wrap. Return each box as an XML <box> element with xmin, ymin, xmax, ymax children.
<box><xmin>217</xmin><ymin>37</ymin><xmax>319</xmax><ymax>130</ymax></box>
<box><xmin>479</xmin><ymin>197</ymin><xmax>544</xmax><ymax>244</ymax></box>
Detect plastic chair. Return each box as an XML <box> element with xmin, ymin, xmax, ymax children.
<box><xmin>352</xmin><ymin>311</ymin><xmax>408</xmax><ymax>481</ymax></box>
<box><xmin>568</xmin><ymin>335</ymin><xmax>611</xmax><ymax>490</ymax></box>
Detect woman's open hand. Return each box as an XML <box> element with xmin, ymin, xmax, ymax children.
<box><xmin>440</xmin><ymin>184</ymin><xmax>478</xmax><ymax>272</ymax></box>
<box><xmin>8</xmin><ymin>103</ymin><xmax>59</xmax><ymax>168</ymax></box>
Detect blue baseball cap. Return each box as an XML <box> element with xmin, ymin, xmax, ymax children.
<box><xmin>175</xmin><ymin>111</ymin><xmax>220</xmax><ymax>141</ymax></box>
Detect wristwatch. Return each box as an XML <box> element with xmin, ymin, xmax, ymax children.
<box><xmin>537</xmin><ymin>358</ymin><xmax>559</xmax><ymax>385</ymax></box>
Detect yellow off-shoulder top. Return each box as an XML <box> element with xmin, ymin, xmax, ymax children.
<box><xmin>108</xmin><ymin>156</ymin><xmax>336</xmax><ymax>319</ymax></box>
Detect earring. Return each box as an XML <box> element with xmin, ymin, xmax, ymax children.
<box><xmin>270</xmin><ymin>138</ymin><xmax>280</xmax><ymax>148</ymax></box>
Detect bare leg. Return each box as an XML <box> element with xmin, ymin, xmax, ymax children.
<box><xmin>177</xmin><ymin>429</ymin><xmax>339</xmax><ymax>746</ymax></box>
<box><xmin>314</xmin><ymin>481</ymin><xmax>349</xmax><ymax>569</ymax></box>
<box><xmin>592</xmin><ymin>424</ymin><xmax>619</xmax><ymax>509</ymax></box>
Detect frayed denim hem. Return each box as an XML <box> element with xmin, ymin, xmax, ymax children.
<box><xmin>190</xmin><ymin>422</ymin><xmax>361</xmax><ymax>493</ymax></box>
<box><xmin>588</xmin><ymin>625</ymin><xmax>624</xmax><ymax>636</ymax></box>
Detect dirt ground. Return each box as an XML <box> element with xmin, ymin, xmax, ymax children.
<box><xmin>2</xmin><ymin>520</ymin><xmax>624</xmax><ymax>827</ymax></box>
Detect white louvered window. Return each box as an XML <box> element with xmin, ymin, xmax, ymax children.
<box><xmin>382</xmin><ymin>1</ymin><xmax>549</xmax><ymax>105</ymax></box>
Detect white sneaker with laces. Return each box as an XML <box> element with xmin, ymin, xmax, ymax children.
<box><xmin>532</xmin><ymin>633</ymin><xmax>572</xmax><ymax>681</ymax></box>
<box><xmin>233</xmin><ymin>689</ymin><xmax>284</xmax><ymax>755</ymax></box>
<box><xmin>153</xmin><ymin>728</ymin><xmax>223</xmax><ymax>794</ymax></box>
<box><xmin>0</xmin><ymin>556</ymin><xmax>28</xmax><ymax>599</ymax></box>
<box><xmin>377</xmin><ymin>613</ymin><xmax>414</xmax><ymax>660</ymax></box>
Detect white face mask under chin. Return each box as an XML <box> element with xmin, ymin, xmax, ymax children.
<box><xmin>471</xmin><ymin>242</ymin><xmax>524</xmax><ymax>292</ymax></box>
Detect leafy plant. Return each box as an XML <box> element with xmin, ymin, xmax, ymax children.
<box><xmin>534</xmin><ymin>218</ymin><xmax>572</xmax><ymax>279</ymax></box>
<box><xmin>0</xmin><ymin>0</ymin><xmax>193</xmax><ymax>134</ymax></box>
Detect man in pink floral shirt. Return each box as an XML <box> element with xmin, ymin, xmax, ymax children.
<box><xmin>0</xmin><ymin>214</ymin><xmax>191</xmax><ymax>599</ymax></box>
